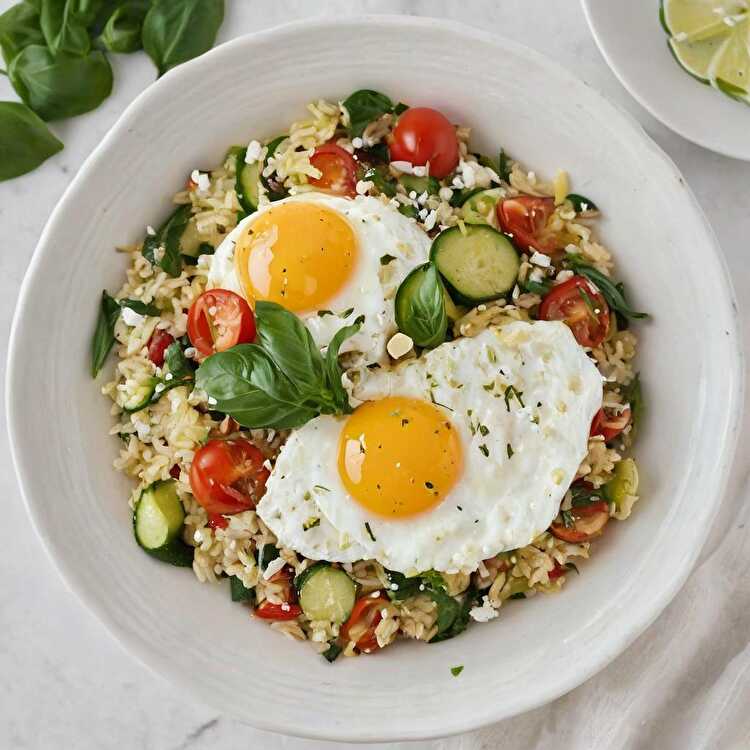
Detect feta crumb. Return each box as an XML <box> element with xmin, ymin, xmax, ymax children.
<box><xmin>469</xmin><ymin>596</ymin><xmax>498</xmax><ymax>623</ymax></box>
<box><xmin>262</xmin><ymin>459</ymin><xmax>272</xmax><ymax>471</ymax></box>
<box><xmin>164</xmin><ymin>373</ymin><xmax>173</xmax><ymax>381</ymax></box>
<box><xmin>154</xmin><ymin>383</ymin><xmax>165</xmax><ymax>394</ymax></box>
<box><xmin>423</xmin><ymin>210</ymin><xmax>437</xmax><ymax>231</ymax></box>
<box><xmin>511</xmin><ymin>284</ymin><xmax>520</xmax><ymax>301</ymax></box>
<box><xmin>191</xmin><ymin>169</ymin><xmax>210</xmax><ymax>192</ymax></box>
<box><xmin>412</xmin><ymin>165</ymin><xmax>428</xmax><ymax>177</ymax></box>
<box><xmin>184</xmin><ymin>347</ymin><xmax>197</xmax><ymax>359</ymax></box>
<box><xmin>146</xmin><ymin>225</ymin><xmax>156</xmax><ymax>236</ymax></box>
<box><xmin>452</xmin><ymin>175</ymin><xmax>465</xmax><ymax>189</ymax></box>
<box><xmin>355</xmin><ymin>179</ymin><xmax>374</xmax><ymax>195</ymax></box>
<box><xmin>207</xmin><ymin>396</ymin><xmax>217</xmax><ymax>406</ymax></box>
<box><xmin>387</xmin><ymin>332</ymin><xmax>414</xmax><ymax>359</ymax></box>
<box><xmin>351</xmin><ymin>137</ymin><xmax>364</xmax><ymax>149</ymax></box>
<box><xmin>408</xmin><ymin>190</ymin><xmax>417</xmax><ymax>200</ymax></box>
<box><xmin>244</xmin><ymin>139</ymin><xmax>263</xmax><ymax>164</ymax></box>
<box><xmin>390</xmin><ymin>160</ymin><xmax>416</xmax><ymax>174</ymax></box>
<box><xmin>438</xmin><ymin>186</ymin><xmax>454</xmax><ymax>202</ymax></box>
<box><xmin>121</xmin><ymin>307</ymin><xmax>145</xmax><ymax>327</ymax></box>
<box><xmin>263</xmin><ymin>557</ymin><xmax>287</xmax><ymax>580</ymax></box>
<box><xmin>529</xmin><ymin>251</ymin><xmax>551</xmax><ymax>268</ymax></box>
<box><xmin>418</xmin><ymin>208</ymin><xmax>428</xmax><ymax>221</ymax></box>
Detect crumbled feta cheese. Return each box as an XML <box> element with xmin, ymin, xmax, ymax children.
<box><xmin>417</xmin><ymin>191</ymin><xmax>428</xmax><ymax>206</ymax></box>
<box><xmin>418</xmin><ymin>208</ymin><xmax>428</xmax><ymax>221</ymax></box>
<box><xmin>408</xmin><ymin>190</ymin><xmax>417</xmax><ymax>200</ymax></box>
<box><xmin>511</xmin><ymin>284</ymin><xmax>520</xmax><ymax>301</ymax></box>
<box><xmin>184</xmin><ymin>347</ymin><xmax>197</xmax><ymax>359</ymax></box>
<box><xmin>191</xmin><ymin>169</ymin><xmax>210</xmax><ymax>192</ymax></box>
<box><xmin>439</xmin><ymin>186</ymin><xmax>454</xmax><ymax>202</ymax></box>
<box><xmin>530</xmin><ymin>251</ymin><xmax>551</xmax><ymax>268</ymax></box>
<box><xmin>263</xmin><ymin>557</ymin><xmax>287</xmax><ymax>580</ymax></box>
<box><xmin>452</xmin><ymin>175</ymin><xmax>465</xmax><ymax>189</ymax></box>
<box><xmin>164</xmin><ymin>373</ymin><xmax>173</xmax><ymax>381</ymax></box>
<box><xmin>387</xmin><ymin>332</ymin><xmax>414</xmax><ymax>359</ymax></box>
<box><xmin>423</xmin><ymin>210</ymin><xmax>437</xmax><ymax>231</ymax></box>
<box><xmin>121</xmin><ymin>307</ymin><xmax>145</xmax><ymax>327</ymax></box>
<box><xmin>390</xmin><ymin>160</ymin><xmax>416</xmax><ymax>174</ymax></box>
<box><xmin>355</xmin><ymin>179</ymin><xmax>374</xmax><ymax>195</ymax></box>
<box><xmin>146</xmin><ymin>225</ymin><xmax>156</xmax><ymax>236</ymax></box>
<box><xmin>351</xmin><ymin>137</ymin><xmax>364</xmax><ymax>149</ymax></box>
<box><xmin>154</xmin><ymin>383</ymin><xmax>165</xmax><ymax>394</ymax></box>
<box><xmin>244</xmin><ymin>139</ymin><xmax>263</xmax><ymax>164</ymax></box>
<box><xmin>469</xmin><ymin>596</ymin><xmax>498</xmax><ymax>623</ymax></box>
<box><xmin>207</xmin><ymin>396</ymin><xmax>217</xmax><ymax>406</ymax></box>
<box><xmin>412</xmin><ymin>165</ymin><xmax>428</xmax><ymax>177</ymax></box>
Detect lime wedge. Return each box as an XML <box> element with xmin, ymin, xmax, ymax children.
<box><xmin>709</xmin><ymin>19</ymin><xmax>750</xmax><ymax>100</ymax></box>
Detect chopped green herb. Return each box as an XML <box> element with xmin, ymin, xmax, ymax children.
<box><xmin>229</xmin><ymin>575</ymin><xmax>255</xmax><ymax>603</ymax></box>
<box><xmin>340</xmin><ymin>307</ymin><xmax>354</xmax><ymax>318</ymax></box>
<box><xmin>478</xmin><ymin>444</ymin><xmax>489</xmax><ymax>457</ymax></box>
<box><xmin>506</xmin><ymin>443</ymin><xmax>514</xmax><ymax>458</ymax></box>
<box><xmin>565</xmin><ymin>562</ymin><xmax>580</xmax><ymax>575</ymax></box>
<box><xmin>364</xmin><ymin>522</ymin><xmax>376</xmax><ymax>542</ymax></box>
<box><xmin>317</xmin><ymin>309</ymin><xmax>333</xmax><ymax>317</ymax></box>
<box><xmin>313</xmin><ymin>485</ymin><xmax>330</xmax><ymax>493</ymax></box>
<box><xmin>450</xmin><ymin>665</ymin><xmax>464</xmax><ymax>677</ymax></box>
<box><xmin>561</xmin><ymin>510</ymin><xmax>575</xmax><ymax>528</ymax></box>
<box><xmin>322</xmin><ymin>642</ymin><xmax>342</xmax><ymax>663</ymax></box>
<box><xmin>380</xmin><ymin>254</ymin><xmax>397</xmax><ymax>265</ymax></box>
<box><xmin>566</xmin><ymin>193</ymin><xmax>598</xmax><ymax>213</ymax></box>
<box><xmin>303</xmin><ymin>516</ymin><xmax>320</xmax><ymax>531</ymax></box>
<box><xmin>478</xmin><ymin>424</ymin><xmax>489</xmax><ymax>437</ymax></box>
<box><xmin>498</xmin><ymin>148</ymin><xmax>512</xmax><ymax>182</ymax></box>
<box><xmin>503</xmin><ymin>385</ymin><xmax>525</xmax><ymax>411</ymax></box>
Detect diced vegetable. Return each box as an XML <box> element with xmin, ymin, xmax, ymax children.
<box><xmin>235</xmin><ymin>149</ymin><xmax>260</xmax><ymax>213</ymax></box>
<box><xmin>398</xmin><ymin>174</ymin><xmax>439</xmax><ymax>196</ymax></box>
<box><xmin>605</xmin><ymin>458</ymin><xmax>639</xmax><ymax>512</ymax></box>
<box><xmin>133</xmin><ymin>480</ymin><xmax>193</xmax><ymax>566</ymax></box>
<box><xmin>461</xmin><ymin>188</ymin><xmax>503</xmax><ymax>225</ymax></box>
<box><xmin>296</xmin><ymin>562</ymin><xmax>356</xmax><ymax>623</ymax></box>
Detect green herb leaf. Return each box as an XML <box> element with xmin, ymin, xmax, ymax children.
<box><xmin>324</xmin><ymin>315</ymin><xmax>362</xmax><ymax>413</ymax></box>
<box><xmin>98</xmin><ymin>0</ymin><xmax>148</xmax><ymax>53</ymax></box>
<box><xmin>257</xmin><ymin>543</ymin><xmax>279</xmax><ymax>571</ymax></box>
<box><xmin>0</xmin><ymin>1</ymin><xmax>45</xmax><ymax>67</ymax></box>
<box><xmin>430</xmin><ymin>589</ymin><xmax>460</xmax><ymax>635</ymax></box>
<box><xmin>39</xmin><ymin>0</ymin><xmax>91</xmax><ymax>56</ymax></box>
<box><xmin>621</xmin><ymin>373</ymin><xmax>644</xmax><ymax>434</ymax></box>
<box><xmin>363</xmin><ymin>165</ymin><xmax>396</xmax><ymax>197</ymax></box>
<box><xmin>322</xmin><ymin>642</ymin><xmax>342</xmax><ymax>663</ymax></box>
<box><xmin>379</xmin><ymin>254</ymin><xmax>397</xmax><ymax>265</ymax></box>
<box><xmin>566</xmin><ymin>256</ymin><xmax>648</xmax><ymax>320</ymax></box>
<box><xmin>342</xmin><ymin>88</ymin><xmax>393</xmax><ymax>138</ymax></box>
<box><xmin>566</xmin><ymin>193</ymin><xmax>598</xmax><ymax>213</ymax></box>
<box><xmin>570</xmin><ymin>483</ymin><xmax>603</xmax><ymax>508</ymax></box>
<box><xmin>142</xmin><ymin>0</ymin><xmax>224</xmax><ymax>77</ymax></box>
<box><xmin>8</xmin><ymin>44</ymin><xmax>113</xmax><ymax>121</ymax></box>
<box><xmin>164</xmin><ymin>340</ymin><xmax>194</xmax><ymax>379</ymax></box>
<box><xmin>119</xmin><ymin>298</ymin><xmax>159</xmax><ymax>316</ymax></box>
<box><xmin>91</xmin><ymin>290</ymin><xmax>120</xmax><ymax>376</ymax></box>
<box><xmin>0</xmin><ymin>101</ymin><xmax>62</xmax><ymax>181</ymax></box>
<box><xmin>450</xmin><ymin>665</ymin><xmax>464</xmax><ymax>677</ymax></box>
<box><xmin>498</xmin><ymin>148</ymin><xmax>511</xmax><ymax>182</ymax></box>
<box><xmin>395</xmin><ymin>263</ymin><xmax>448</xmax><ymax>348</ymax></box>
<box><xmin>520</xmin><ymin>277</ymin><xmax>552</xmax><ymax>296</ymax></box>
<box><xmin>430</xmin><ymin>586</ymin><xmax>481</xmax><ymax>643</ymax></box>
<box><xmin>229</xmin><ymin>575</ymin><xmax>254</xmax><ymax>602</ymax></box>
<box><xmin>449</xmin><ymin>186</ymin><xmax>484</xmax><ymax>208</ymax></box>
<box><xmin>364</xmin><ymin>521</ymin><xmax>376</xmax><ymax>542</ymax></box>
<box><xmin>142</xmin><ymin>203</ymin><xmax>191</xmax><ymax>277</ymax></box>
<box><xmin>398</xmin><ymin>203</ymin><xmax>419</xmax><ymax>220</ymax></box>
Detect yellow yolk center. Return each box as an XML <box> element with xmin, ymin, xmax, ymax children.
<box><xmin>337</xmin><ymin>397</ymin><xmax>463</xmax><ymax>518</ymax></box>
<box><xmin>234</xmin><ymin>202</ymin><xmax>358</xmax><ymax>313</ymax></box>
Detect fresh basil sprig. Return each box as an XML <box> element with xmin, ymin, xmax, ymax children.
<box><xmin>39</xmin><ymin>0</ymin><xmax>92</xmax><ymax>56</ymax></box>
<box><xmin>119</xmin><ymin>297</ymin><xmax>159</xmax><ymax>316</ymax></box>
<box><xmin>342</xmin><ymin>89</ymin><xmax>399</xmax><ymax>138</ymax></box>
<box><xmin>0</xmin><ymin>1</ymin><xmax>45</xmax><ymax>66</ymax></box>
<box><xmin>142</xmin><ymin>203</ymin><xmax>191</xmax><ymax>277</ymax></box>
<box><xmin>0</xmin><ymin>101</ymin><xmax>62</xmax><ymax>181</ymax></box>
<box><xmin>142</xmin><ymin>0</ymin><xmax>224</xmax><ymax>77</ymax></box>
<box><xmin>395</xmin><ymin>263</ymin><xmax>448</xmax><ymax>348</ymax></box>
<box><xmin>91</xmin><ymin>290</ymin><xmax>121</xmax><ymax>376</ymax></box>
<box><xmin>196</xmin><ymin>302</ymin><xmax>361</xmax><ymax>430</ymax></box>
<box><xmin>565</xmin><ymin>193</ymin><xmax>598</xmax><ymax>213</ymax></box>
<box><xmin>566</xmin><ymin>255</ymin><xmax>649</xmax><ymax>320</ymax></box>
<box><xmin>98</xmin><ymin>0</ymin><xmax>148</xmax><ymax>53</ymax></box>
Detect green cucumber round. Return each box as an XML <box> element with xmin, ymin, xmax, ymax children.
<box><xmin>297</xmin><ymin>563</ymin><xmax>356</xmax><ymax>623</ymax></box>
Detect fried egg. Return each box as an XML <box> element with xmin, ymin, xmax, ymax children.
<box><xmin>208</xmin><ymin>193</ymin><xmax>431</xmax><ymax>364</ymax></box>
<box><xmin>256</xmin><ymin>321</ymin><xmax>603</xmax><ymax>574</ymax></box>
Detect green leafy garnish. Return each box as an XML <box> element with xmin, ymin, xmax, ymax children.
<box><xmin>621</xmin><ymin>373</ymin><xmax>644</xmax><ymax>434</ymax></box>
<box><xmin>119</xmin><ymin>298</ymin><xmax>159</xmax><ymax>316</ymax></box>
<box><xmin>364</xmin><ymin>522</ymin><xmax>376</xmax><ymax>542</ymax></box>
<box><xmin>342</xmin><ymin>88</ymin><xmax>394</xmax><ymax>138</ymax></box>
<box><xmin>566</xmin><ymin>256</ymin><xmax>648</xmax><ymax>320</ymax></box>
<box><xmin>91</xmin><ymin>290</ymin><xmax>121</xmax><ymax>377</ymax></box>
<box><xmin>0</xmin><ymin>101</ymin><xmax>62</xmax><ymax>181</ymax></box>
<box><xmin>519</xmin><ymin>277</ymin><xmax>552</xmax><ymax>296</ymax></box>
<box><xmin>142</xmin><ymin>204</ymin><xmax>192</xmax><ymax>278</ymax></box>
<box><xmin>196</xmin><ymin>302</ymin><xmax>360</xmax><ymax>430</ymax></box>
<box><xmin>257</xmin><ymin>543</ymin><xmax>280</xmax><ymax>571</ymax></box>
<box><xmin>322</xmin><ymin>642</ymin><xmax>342</xmax><ymax>663</ymax></box>
<box><xmin>142</xmin><ymin>0</ymin><xmax>224</xmax><ymax>77</ymax></box>
<box><xmin>503</xmin><ymin>385</ymin><xmax>525</xmax><ymax>411</ymax></box>
<box><xmin>164</xmin><ymin>340</ymin><xmax>194</xmax><ymax>380</ymax></box>
<box><xmin>380</xmin><ymin>254</ymin><xmax>397</xmax><ymax>265</ymax></box>
<box><xmin>498</xmin><ymin>148</ymin><xmax>512</xmax><ymax>182</ymax></box>
<box><xmin>229</xmin><ymin>575</ymin><xmax>255</xmax><ymax>603</ymax></box>
<box><xmin>450</xmin><ymin>665</ymin><xmax>464</xmax><ymax>677</ymax></box>
<box><xmin>98</xmin><ymin>0</ymin><xmax>149</xmax><ymax>54</ymax></box>
<box><xmin>395</xmin><ymin>263</ymin><xmax>448</xmax><ymax>348</ymax></box>
<box><xmin>364</xmin><ymin>165</ymin><xmax>397</xmax><ymax>197</ymax></box>
<box><xmin>430</xmin><ymin>586</ymin><xmax>481</xmax><ymax>643</ymax></box>
<box><xmin>566</xmin><ymin>193</ymin><xmax>598</xmax><ymax>213</ymax></box>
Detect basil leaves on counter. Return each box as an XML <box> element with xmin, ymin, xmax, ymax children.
<box><xmin>98</xmin><ymin>0</ymin><xmax>148</xmax><ymax>53</ymax></box>
<box><xmin>0</xmin><ymin>101</ymin><xmax>62</xmax><ymax>180</ymax></box>
<box><xmin>196</xmin><ymin>302</ymin><xmax>361</xmax><ymax>430</ymax></box>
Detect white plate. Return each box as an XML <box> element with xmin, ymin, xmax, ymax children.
<box><xmin>582</xmin><ymin>0</ymin><xmax>750</xmax><ymax>160</ymax></box>
<box><xmin>6</xmin><ymin>15</ymin><xmax>744</xmax><ymax>743</ymax></box>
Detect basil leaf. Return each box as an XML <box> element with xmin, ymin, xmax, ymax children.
<box><xmin>163</xmin><ymin>340</ymin><xmax>194</xmax><ymax>379</ymax></box>
<box><xmin>324</xmin><ymin>316</ymin><xmax>362</xmax><ymax>413</ymax></box>
<box><xmin>395</xmin><ymin>263</ymin><xmax>448</xmax><ymax>348</ymax></box>
<box><xmin>519</xmin><ymin>277</ymin><xmax>552</xmax><ymax>296</ymax></box>
<box><xmin>119</xmin><ymin>297</ymin><xmax>158</xmax><ymax>316</ymax></box>
<box><xmin>9</xmin><ymin>45</ymin><xmax>113</xmax><ymax>121</ymax></box>
<box><xmin>322</xmin><ymin>642</ymin><xmax>342</xmax><ymax>663</ymax></box>
<box><xmin>566</xmin><ymin>256</ymin><xmax>648</xmax><ymax>320</ymax></box>
<box><xmin>142</xmin><ymin>0</ymin><xmax>224</xmax><ymax>77</ymax></box>
<box><xmin>91</xmin><ymin>290</ymin><xmax>120</xmax><ymax>376</ymax></box>
<box><xmin>98</xmin><ymin>0</ymin><xmax>147</xmax><ymax>53</ymax></box>
<box><xmin>428</xmin><ymin>589</ymin><xmax>461</xmax><ymax>636</ymax></box>
<box><xmin>498</xmin><ymin>148</ymin><xmax>511</xmax><ymax>182</ymax></box>
<box><xmin>449</xmin><ymin>186</ymin><xmax>484</xmax><ymax>208</ymax></box>
<box><xmin>196</xmin><ymin>344</ymin><xmax>319</xmax><ymax>430</ymax></box>
<box><xmin>429</xmin><ymin>586</ymin><xmax>480</xmax><ymax>643</ymax></box>
<box><xmin>342</xmin><ymin>89</ymin><xmax>393</xmax><ymax>138</ymax></box>
<box><xmin>255</xmin><ymin>301</ymin><xmax>326</xmax><ymax>398</ymax></box>
<box><xmin>621</xmin><ymin>373</ymin><xmax>643</xmax><ymax>433</ymax></box>
<box><xmin>142</xmin><ymin>203</ymin><xmax>190</xmax><ymax>277</ymax></box>
<box><xmin>566</xmin><ymin>193</ymin><xmax>598</xmax><ymax>213</ymax></box>
<box><xmin>229</xmin><ymin>575</ymin><xmax>254</xmax><ymax>603</ymax></box>
<box><xmin>0</xmin><ymin>101</ymin><xmax>62</xmax><ymax>181</ymax></box>
<box><xmin>363</xmin><ymin>165</ymin><xmax>396</xmax><ymax>197</ymax></box>
<box><xmin>257</xmin><ymin>543</ymin><xmax>279</xmax><ymax>571</ymax></box>
<box><xmin>39</xmin><ymin>0</ymin><xmax>92</xmax><ymax>56</ymax></box>
<box><xmin>0</xmin><ymin>1</ymin><xmax>45</xmax><ymax>66</ymax></box>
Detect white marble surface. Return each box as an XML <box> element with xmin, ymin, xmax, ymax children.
<box><xmin>1</xmin><ymin>1</ymin><xmax>748</xmax><ymax>748</ymax></box>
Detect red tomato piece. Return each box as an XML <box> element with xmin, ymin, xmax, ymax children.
<box><xmin>389</xmin><ymin>107</ymin><xmax>459</xmax><ymax>179</ymax></box>
<box><xmin>147</xmin><ymin>329</ymin><xmax>175</xmax><ymax>367</ymax></box>
<box><xmin>590</xmin><ymin>407</ymin><xmax>632</xmax><ymax>442</ymax></box>
<box><xmin>539</xmin><ymin>275</ymin><xmax>611</xmax><ymax>348</ymax></box>
<box><xmin>496</xmin><ymin>196</ymin><xmax>558</xmax><ymax>254</ymax></box>
<box><xmin>207</xmin><ymin>513</ymin><xmax>228</xmax><ymax>530</ymax></box>
<box><xmin>187</xmin><ymin>289</ymin><xmax>256</xmax><ymax>358</ymax></box>
<box><xmin>309</xmin><ymin>143</ymin><xmax>358</xmax><ymax>197</ymax></box>
<box><xmin>548</xmin><ymin>562</ymin><xmax>566</xmax><ymax>580</ymax></box>
<box><xmin>255</xmin><ymin>601</ymin><xmax>303</xmax><ymax>620</ymax></box>
<box><xmin>550</xmin><ymin>500</ymin><xmax>610</xmax><ymax>543</ymax></box>
<box><xmin>341</xmin><ymin>593</ymin><xmax>389</xmax><ymax>653</ymax></box>
<box><xmin>169</xmin><ymin>464</ymin><xmax>181</xmax><ymax>480</ymax></box>
<box><xmin>189</xmin><ymin>438</ymin><xmax>270</xmax><ymax>516</ymax></box>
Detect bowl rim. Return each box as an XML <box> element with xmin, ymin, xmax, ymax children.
<box><xmin>6</xmin><ymin>14</ymin><xmax>745</xmax><ymax>742</ymax></box>
<box><xmin>580</xmin><ymin>0</ymin><xmax>750</xmax><ymax>161</ymax></box>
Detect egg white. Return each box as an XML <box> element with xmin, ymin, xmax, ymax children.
<box><xmin>207</xmin><ymin>192</ymin><xmax>431</xmax><ymax>365</ymax></box>
<box><xmin>257</xmin><ymin>321</ymin><xmax>603</xmax><ymax>574</ymax></box>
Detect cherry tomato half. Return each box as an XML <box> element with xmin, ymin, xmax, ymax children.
<box><xmin>187</xmin><ymin>289</ymin><xmax>256</xmax><ymax>358</ymax></box>
<box><xmin>539</xmin><ymin>275</ymin><xmax>610</xmax><ymax>348</ymax></box>
<box><xmin>189</xmin><ymin>438</ymin><xmax>270</xmax><ymax>516</ymax></box>
<box><xmin>309</xmin><ymin>143</ymin><xmax>358</xmax><ymax>197</ymax></box>
<box><xmin>389</xmin><ymin>107</ymin><xmax>459</xmax><ymax>179</ymax></box>
<box><xmin>147</xmin><ymin>329</ymin><xmax>175</xmax><ymax>367</ymax></box>
<box><xmin>341</xmin><ymin>594</ymin><xmax>389</xmax><ymax>653</ymax></box>
<box><xmin>550</xmin><ymin>500</ymin><xmax>610</xmax><ymax>543</ymax></box>
<box><xmin>496</xmin><ymin>196</ymin><xmax>558</xmax><ymax>254</ymax></box>
<box><xmin>548</xmin><ymin>562</ymin><xmax>566</xmax><ymax>580</ymax></box>
<box><xmin>254</xmin><ymin>566</ymin><xmax>301</xmax><ymax>620</ymax></box>
<box><xmin>590</xmin><ymin>407</ymin><xmax>632</xmax><ymax>442</ymax></box>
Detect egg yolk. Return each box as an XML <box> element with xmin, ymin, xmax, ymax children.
<box><xmin>234</xmin><ymin>202</ymin><xmax>357</xmax><ymax>313</ymax></box>
<box><xmin>338</xmin><ymin>397</ymin><xmax>463</xmax><ymax>518</ymax></box>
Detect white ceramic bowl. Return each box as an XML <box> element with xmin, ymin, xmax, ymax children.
<box><xmin>7</xmin><ymin>16</ymin><xmax>744</xmax><ymax>743</ymax></box>
<box><xmin>582</xmin><ymin>0</ymin><xmax>750</xmax><ymax>160</ymax></box>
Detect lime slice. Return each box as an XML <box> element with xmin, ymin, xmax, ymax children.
<box><xmin>662</xmin><ymin>0</ymin><xmax>750</xmax><ymax>99</ymax></box>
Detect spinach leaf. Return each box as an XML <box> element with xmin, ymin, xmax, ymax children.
<box><xmin>449</xmin><ymin>186</ymin><xmax>484</xmax><ymax>208</ymax></box>
<box><xmin>229</xmin><ymin>575</ymin><xmax>254</xmax><ymax>603</ymax></box>
<box><xmin>385</xmin><ymin>570</ymin><xmax>422</xmax><ymax>600</ymax></box>
<box><xmin>429</xmin><ymin>586</ymin><xmax>480</xmax><ymax>643</ymax></box>
<box><xmin>322</xmin><ymin>642</ymin><xmax>342</xmax><ymax>663</ymax></box>
<box><xmin>91</xmin><ymin>290</ymin><xmax>120</xmax><ymax>376</ymax></box>
<box><xmin>0</xmin><ymin>1</ymin><xmax>45</xmax><ymax>66</ymax></box>
<box><xmin>164</xmin><ymin>340</ymin><xmax>194</xmax><ymax>379</ymax></box>
<box><xmin>566</xmin><ymin>193</ymin><xmax>598</xmax><ymax>213</ymax></box>
<box><xmin>0</xmin><ymin>101</ymin><xmax>62</xmax><ymax>181</ymax></box>
<box><xmin>519</xmin><ymin>277</ymin><xmax>552</xmax><ymax>296</ymax></box>
<box><xmin>9</xmin><ymin>45</ymin><xmax>113</xmax><ymax>120</ymax></box>
<box><xmin>621</xmin><ymin>373</ymin><xmax>643</xmax><ymax>433</ymax></box>
<box><xmin>142</xmin><ymin>203</ymin><xmax>190</xmax><ymax>277</ymax></box>
<box><xmin>395</xmin><ymin>263</ymin><xmax>448</xmax><ymax>348</ymax></box>
<box><xmin>342</xmin><ymin>89</ymin><xmax>394</xmax><ymax>138</ymax></box>
<box><xmin>119</xmin><ymin>297</ymin><xmax>158</xmax><ymax>316</ymax></box>
<box><xmin>566</xmin><ymin>255</ymin><xmax>649</xmax><ymax>320</ymax></box>
<box><xmin>429</xmin><ymin>589</ymin><xmax>461</xmax><ymax>636</ymax></box>
<box><xmin>98</xmin><ymin>0</ymin><xmax>148</xmax><ymax>53</ymax></box>
<box><xmin>324</xmin><ymin>316</ymin><xmax>362</xmax><ymax>413</ymax></box>
<box><xmin>142</xmin><ymin>0</ymin><xmax>224</xmax><ymax>77</ymax></box>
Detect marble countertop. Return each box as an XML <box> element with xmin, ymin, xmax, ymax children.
<box><xmin>1</xmin><ymin>1</ymin><xmax>748</xmax><ymax>748</ymax></box>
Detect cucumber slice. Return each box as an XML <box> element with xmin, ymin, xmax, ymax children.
<box><xmin>236</xmin><ymin>149</ymin><xmax>261</xmax><ymax>214</ymax></box>
<box><xmin>133</xmin><ymin>480</ymin><xmax>193</xmax><ymax>566</ymax></box>
<box><xmin>297</xmin><ymin>563</ymin><xmax>356</xmax><ymax>623</ymax></box>
<box><xmin>120</xmin><ymin>377</ymin><xmax>158</xmax><ymax>413</ymax></box>
<box><xmin>461</xmin><ymin>188</ymin><xmax>503</xmax><ymax>225</ymax></box>
<box><xmin>604</xmin><ymin>458</ymin><xmax>639</xmax><ymax>512</ymax></box>
<box><xmin>177</xmin><ymin>218</ymin><xmax>205</xmax><ymax>258</ymax></box>
<box><xmin>399</xmin><ymin>174</ymin><xmax>440</xmax><ymax>195</ymax></box>
<box><xmin>431</xmin><ymin>225</ymin><xmax>520</xmax><ymax>303</ymax></box>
